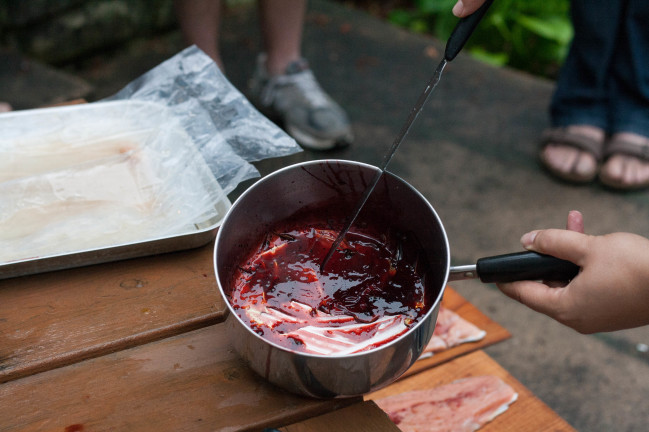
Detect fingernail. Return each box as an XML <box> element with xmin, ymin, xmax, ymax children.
<box><xmin>520</xmin><ymin>231</ymin><xmax>538</xmax><ymax>249</ymax></box>
<box><xmin>452</xmin><ymin>1</ymin><xmax>465</xmax><ymax>16</ymax></box>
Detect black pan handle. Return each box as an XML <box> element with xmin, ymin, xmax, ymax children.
<box><xmin>445</xmin><ymin>0</ymin><xmax>495</xmax><ymax>61</ymax></box>
<box><xmin>476</xmin><ymin>251</ymin><xmax>580</xmax><ymax>283</ymax></box>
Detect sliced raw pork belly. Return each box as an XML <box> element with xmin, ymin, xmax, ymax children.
<box><xmin>283</xmin><ymin>314</ymin><xmax>410</xmax><ymax>355</ymax></box>
<box><xmin>375</xmin><ymin>375</ymin><xmax>518</xmax><ymax>432</ymax></box>
<box><xmin>420</xmin><ymin>307</ymin><xmax>486</xmax><ymax>358</ymax></box>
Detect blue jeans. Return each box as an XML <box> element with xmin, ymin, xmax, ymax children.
<box><xmin>550</xmin><ymin>0</ymin><xmax>649</xmax><ymax>137</ymax></box>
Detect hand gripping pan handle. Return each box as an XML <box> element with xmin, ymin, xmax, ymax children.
<box><xmin>449</xmin><ymin>251</ymin><xmax>580</xmax><ymax>283</ymax></box>
<box><xmin>445</xmin><ymin>0</ymin><xmax>495</xmax><ymax>61</ymax></box>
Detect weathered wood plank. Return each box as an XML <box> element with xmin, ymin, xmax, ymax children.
<box><xmin>0</xmin><ymin>323</ymin><xmax>358</xmax><ymax>431</ymax></box>
<box><xmin>0</xmin><ymin>244</ymin><xmax>226</xmax><ymax>383</ymax></box>
<box><xmin>280</xmin><ymin>401</ymin><xmax>401</xmax><ymax>432</ymax></box>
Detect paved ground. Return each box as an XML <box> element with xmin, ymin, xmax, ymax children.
<box><xmin>4</xmin><ymin>1</ymin><xmax>649</xmax><ymax>430</ymax></box>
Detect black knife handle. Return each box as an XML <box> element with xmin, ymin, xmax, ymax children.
<box><xmin>445</xmin><ymin>0</ymin><xmax>495</xmax><ymax>61</ymax></box>
<box><xmin>476</xmin><ymin>251</ymin><xmax>580</xmax><ymax>283</ymax></box>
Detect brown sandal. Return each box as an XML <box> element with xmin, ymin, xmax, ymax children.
<box><xmin>599</xmin><ymin>134</ymin><xmax>649</xmax><ymax>190</ymax></box>
<box><xmin>539</xmin><ymin>127</ymin><xmax>605</xmax><ymax>184</ymax></box>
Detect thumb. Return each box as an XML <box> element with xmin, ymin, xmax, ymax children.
<box><xmin>520</xmin><ymin>228</ymin><xmax>589</xmax><ymax>266</ymax></box>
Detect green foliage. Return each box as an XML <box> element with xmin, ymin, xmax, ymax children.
<box><xmin>387</xmin><ymin>0</ymin><xmax>573</xmax><ymax>78</ymax></box>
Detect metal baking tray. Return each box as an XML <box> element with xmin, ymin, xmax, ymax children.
<box><xmin>0</xmin><ymin>101</ymin><xmax>231</xmax><ymax>280</ymax></box>
<box><xmin>0</xmin><ymin>214</ymin><xmax>226</xmax><ymax>280</ymax></box>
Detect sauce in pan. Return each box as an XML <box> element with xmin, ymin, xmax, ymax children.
<box><xmin>230</xmin><ymin>209</ymin><xmax>433</xmax><ymax>355</ymax></box>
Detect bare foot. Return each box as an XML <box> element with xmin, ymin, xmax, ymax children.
<box><xmin>540</xmin><ymin>125</ymin><xmax>605</xmax><ymax>182</ymax></box>
<box><xmin>600</xmin><ymin>132</ymin><xmax>649</xmax><ymax>190</ymax></box>
<box><xmin>0</xmin><ymin>102</ymin><xmax>12</xmax><ymax>113</ymax></box>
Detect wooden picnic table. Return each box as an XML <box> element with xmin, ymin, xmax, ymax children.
<box><xmin>0</xmin><ymin>236</ymin><xmax>577</xmax><ymax>431</ymax></box>
<box><xmin>0</xmin><ymin>98</ymin><xmax>573</xmax><ymax>431</ymax></box>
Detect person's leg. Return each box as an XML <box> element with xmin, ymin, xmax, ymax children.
<box><xmin>541</xmin><ymin>0</ymin><xmax>622</xmax><ymax>182</ymax></box>
<box><xmin>600</xmin><ymin>0</ymin><xmax>649</xmax><ymax>189</ymax></box>
<box><xmin>174</xmin><ymin>0</ymin><xmax>224</xmax><ymax>69</ymax></box>
<box><xmin>550</xmin><ymin>0</ymin><xmax>621</xmax><ymax>130</ymax></box>
<box><xmin>248</xmin><ymin>0</ymin><xmax>353</xmax><ymax>150</ymax></box>
<box><xmin>258</xmin><ymin>0</ymin><xmax>306</xmax><ymax>75</ymax></box>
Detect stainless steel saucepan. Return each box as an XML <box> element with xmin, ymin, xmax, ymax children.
<box><xmin>213</xmin><ymin>160</ymin><xmax>577</xmax><ymax>398</ymax></box>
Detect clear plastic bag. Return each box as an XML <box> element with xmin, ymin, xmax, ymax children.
<box><xmin>105</xmin><ymin>45</ymin><xmax>301</xmax><ymax>194</ymax></box>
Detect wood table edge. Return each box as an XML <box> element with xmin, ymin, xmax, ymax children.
<box><xmin>0</xmin><ymin>312</ymin><xmax>224</xmax><ymax>384</ymax></box>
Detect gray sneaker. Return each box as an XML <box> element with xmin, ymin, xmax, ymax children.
<box><xmin>248</xmin><ymin>54</ymin><xmax>353</xmax><ymax>150</ymax></box>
